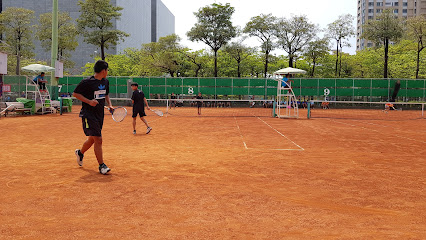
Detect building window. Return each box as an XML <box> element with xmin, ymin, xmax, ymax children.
<box><xmin>368</xmin><ymin>9</ymin><xmax>374</xmax><ymax>13</ymax></box>
<box><xmin>403</xmin><ymin>2</ymin><xmax>408</xmax><ymax>6</ymax></box>
<box><xmin>376</xmin><ymin>9</ymin><xmax>383</xmax><ymax>13</ymax></box>
<box><xmin>367</xmin><ymin>42</ymin><xmax>373</xmax><ymax>47</ymax></box>
<box><xmin>393</xmin><ymin>2</ymin><xmax>399</xmax><ymax>6</ymax></box>
<box><xmin>394</xmin><ymin>9</ymin><xmax>398</xmax><ymax>14</ymax></box>
<box><xmin>368</xmin><ymin>2</ymin><xmax>374</xmax><ymax>6</ymax></box>
<box><xmin>403</xmin><ymin>9</ymin><xmax>408</xmax><ymax>13</ymax></box>
<box><xmin>368</xmin><ymin>16</ymin><xmax>374</xmax><ymax>19</ymax></box>
<box><xmin>377</xmin><ymin>2</ymin><xmax>383</xmax><ymax>6</ymax></box>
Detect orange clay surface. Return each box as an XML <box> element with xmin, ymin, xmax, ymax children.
<box><xmin>0</xmin><ymin>106</ymin><xmax>425</xmax><ymax>239</ymax></box>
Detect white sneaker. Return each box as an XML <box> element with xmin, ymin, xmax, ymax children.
<box><xmin>75</xmin><ymin>149</ymin><xmax>83</xmax><ymax>166</ymax></box>
<box><xmin>99</xmin><ymin>163</ymin><xmax>111</xmax><ymax>175</ymax></box>
<box><xmin>146</xmin><ymin>127</ymin><xmax>152</xmax><ymax>134</ymax></box>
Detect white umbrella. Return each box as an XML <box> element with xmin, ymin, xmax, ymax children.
<box><xmin>22</xmin><ymin>64</ymin><xmax>55</xmax><ymax>73</ymax></box>
<box><xmin>274</xmin><ymin>67</ymin><xmax>307</xmax><ymax>75</ymax></box>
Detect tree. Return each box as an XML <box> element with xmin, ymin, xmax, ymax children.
<box><xmin>244</xmin><ymin>13</ymin><xmax>277</xmax><ymax>77</ymax></box>
<box><xmin>388</xmin><ymin>39</ymin><xmax>417</xmax><ymax>78</ymax></box>
<box><xmin>223</xmin><ymin>42</ymin><xmax>254</xmax><ymax>77</ymax></box>
<box><xmin>362</xmin><ymin>9</ymin><xmax>404</xmax><ymax>78</ymax></box>
<box><xmin>274</xmin><ymin>15</ymin><xmax>317</xmax><ymax>68</ymax></box>
<box><xmin>303</xmin><ymin>38</ymin><xmax>330</xmax><ymax>77</ymax></box>
<box><xmin>77</xmin><ymin>0</ymin><xmax>129</xmax><ymax>60</ymax></box>
<box><xmin>179</xmin><ymin>49</ymin><xmax>209</xmax><ymax>77</ymax></box>
<box><xmin>37</xmin><ymin>11</ymin><xmax>79</xmax><ymax>68</ymax></box>
<box><xmin>187</xmin><ymin>3</ymin><xmax>237</xmax><ymax>77</ymax></box>
<box><xmin>141</xmin><ymin>34</ymin><xmax>183</xmax><ymax>77</ymax></box>
<box><xmin>0</xmin><ymin>7</ymin><xmax>35</xmax><ymax>75</ymax></box>
<box><xmin>406</xmin><ymin>15</ymin><xmax>426</xmax><ymax>79</ymax></box>
<box><xmin>327</xmin><ymin>14</ymin><xmax>355</xmax><ymax>77</ymax></box>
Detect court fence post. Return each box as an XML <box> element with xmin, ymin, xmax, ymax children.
<box><xmin>307</xmin><ymin>102</ymin><xmax>311</xmax><ymax>119</ymax></box>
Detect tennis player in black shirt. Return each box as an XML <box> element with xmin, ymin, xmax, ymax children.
<box><xmin>196</xmin><ymin>92</ymin><xmax>203</xmax><ymax>115</ymax></box>
<box><xmin>170</xmin><ymin>92</ymin><xmax>177</xmax><ymax>109</ymax></box>
<box><xmin>73</xmin><ymin>60</ymin><xmax>113</xmax><ymax>175</ymax></box>
<box><xmin>131</xmin><ymin>83</ymin><xmax>152</xmax><ymax>134</ymax></box>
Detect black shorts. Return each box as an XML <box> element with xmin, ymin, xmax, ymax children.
<box><xmin>82</xmin><ymin>117</ymin><xmax>103</xmax><ymax>137</ymax></box>
<box><xmin>132</xmin><ymin>108</ymin><xmax>146</xmax><ymax>118</ymax></box>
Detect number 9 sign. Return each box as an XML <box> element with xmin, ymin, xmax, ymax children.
<box><xmin>324</xmin><ymin>88</ymin><xmax>330</xmax><ymax>96</ymax></box>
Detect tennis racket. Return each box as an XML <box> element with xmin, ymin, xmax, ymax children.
<box><xmin>105</xmin><ymin>106</ymin><xmax>127</xmax><ymax>122</ymax></box>
<box><xmin>150</xmin><ymin>109</ymin><xmax>163</xmax><ymax>117</ymax></box>
<box><xmin>0</xmin><ymin>104</ymin><xmax>16</xmax><ymax>117</ymax></box>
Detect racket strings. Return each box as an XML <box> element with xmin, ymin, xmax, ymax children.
<box><xmin>112</xmin><ymin>108</ymin><xmax>127</xmax><ymax>122</ymax></box>
<box><xmin>151</xmin><ymin>109</ymin><xmax>163</xmax><ymax>116</ymax></box>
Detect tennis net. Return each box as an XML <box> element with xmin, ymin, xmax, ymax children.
<box><xmin>309</xmin><ymin>100</ymin><xmax>425</xmax><ymax>120</ymax></box>
<box><xmin>110</xmin><ymin>98</ymin><xmax>275</xmax><ymax>117</ymax></box>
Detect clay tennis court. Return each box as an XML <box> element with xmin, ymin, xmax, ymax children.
<box><xmin>1</xmin><ymin>106</ymin><xmax>425</xmax><ymax>239</ymax></box>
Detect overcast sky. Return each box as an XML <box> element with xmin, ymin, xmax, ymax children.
<box><xmin>161</xmin><ymin>0</ymin><xmax>357</xmax><ymax>55</ymax></box>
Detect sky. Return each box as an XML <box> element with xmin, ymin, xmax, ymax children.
<box><xmin>161</xmin><ymin>0</ymin><xmax>358</xmax><ymax>55</ymax></box>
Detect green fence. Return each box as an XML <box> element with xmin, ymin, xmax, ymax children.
<box><xmin>2</xmin><ymin>76</ymin><xmax>426</xmax><ymax>101</ymax></box>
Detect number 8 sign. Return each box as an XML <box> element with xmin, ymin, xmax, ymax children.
<box><xmin>188</xmin><ymin>87</ymin><xmax>194</xmax><ymax>94</ymax></box>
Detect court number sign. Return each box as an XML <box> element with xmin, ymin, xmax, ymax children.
<box><xmin>324</xmin><ymin>88</ymin><xmax>330</xmax><ymax>96</ymax></box>
<box><xmin>2</xmin><ymin>84</ymin><xmax>11</xmax><ymax>92</ymax></box>
<box><xmin>188</xmin><ymin>87</ymin><xmax>194</xmax><ymax>94</ymax></box>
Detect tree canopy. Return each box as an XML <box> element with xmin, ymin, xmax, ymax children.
<box><xmin>77</xmin><ymin>0</ymin><xmax>129</xmax><ymax>60</ymax></box>
<box><xmin>362</xmin><ymin>9</ymin><xmax>405</xmax><ymax>78</ymax></box>
<box><xmin>37</xmin><ymin>11</ymin><xmax>78</xmax><ymax>68</ymax></box>
<box><xmin>244</xmin><ymin>13</ymin><xmax>277</xmax><ymax>77</ymax></box>
<box><xmin>0</xmin><ymin>7</ymin><xmax>35</xmax><ymax>75</ymax></box>
<box><xmin>187</xmin><ymin>3</ymin><xmax>237</xmax><ymax>77</ymax></box>
<box><xmin>274</xmin><ymin>15</ymin><xmax>317</xmax><ymax>68</ymax></box>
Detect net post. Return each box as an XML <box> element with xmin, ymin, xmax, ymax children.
<box><xmin>59</xmin><ymin>97</ymin><xmax>63</xmax><ymax>115</ymax></box>
<box><xmin>272</xmin><ymin>101</ymin><xmax>276</xmax><ymax>118</ymax></box>
<box><xmin>166</xmin><ymin>99</ymin><xmax>169</xmax><ymax>117</ymax></box>
<box><xmin>422</xmin><ymin>103</ymin><xmax>424</xmax><ymax>118</ymax></box>
<box><xmin>307</xmin><ymin>102</ymin><xmax>311</xmax><ymax>119</ymax></box>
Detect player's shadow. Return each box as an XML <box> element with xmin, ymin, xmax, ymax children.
<box><xmin>76</xmin><ymin>167</ymin><xmax>114</xmax><ymax>183</ymax></box>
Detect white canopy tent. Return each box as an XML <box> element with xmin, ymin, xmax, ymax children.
<box><xmin>21</xmin><ymin>64</ymin><xmax>55</xmax><ymax>73</ymax></box>
<box><xmin>274</xmin><ymin>67</ymin><xmax>307</xmax><ymax>76</ymax></box>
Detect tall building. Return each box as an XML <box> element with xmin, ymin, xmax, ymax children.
<box><xmin>357</xmin><ymin>0</ymin><xmax>426</xmax><ymax>51</ymax></box>
<box><xmin>1</xmin><ymin>0</ymin><xmax>175</xmax><ymax>73</ymax></box>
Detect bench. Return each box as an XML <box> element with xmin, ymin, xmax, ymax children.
<box><xmin>0</xmin><ymin>102</ymin><xmax>7</xmax><ymax>116</ymax></box>
<box><xmin>3</xmin><ymin>102</ymin><xmax>32</xmax><ymax>116</ymax></box>
<box><xmin>51</xmin><ymin>100</ymin><xmax>69</xmax><ymax>113</ymax></box>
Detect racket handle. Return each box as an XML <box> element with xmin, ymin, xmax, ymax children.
<box><xmin>104</xmin><ymin>106</ymin><xmax>114</xmax><ymax>114</ymax></box>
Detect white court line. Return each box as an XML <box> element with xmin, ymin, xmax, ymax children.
<box><xmin>351</xmin><ymin>119</ymin><xmax>426</xmax><ymax>133</ymax></box>
<box><xmin>330</xmin><ymin>119</ymin><xmax>426</xmax><ymax>144</ymax></box>
<box><xmin>233</xmin><ymin>116</ymin><xmax>249</xmax><ymax>150</ymax></box>
<box><xmin>246</xmin><ymin>147</ymin><xmax>305</xmax><ymax>151</ymax></box>
<box><xmin>256</xmin><ymin>117</ymin><xmax>305</xmax><ymax>151</ymax></box>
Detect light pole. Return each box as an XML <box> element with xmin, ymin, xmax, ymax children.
<box><xmin>50</xmin><ymin>0</ymin><xmax>59</xmax><ymax>100</ymax></box>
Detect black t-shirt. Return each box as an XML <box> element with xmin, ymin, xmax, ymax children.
<box><xmin>131</xmin><ymin>90</ymin><xmax>145</xmax><ymax>109</ymax></box>
<box><xmin>196</xmin><ymin>95</ymin><xmax>203</xmax><ymax>106</ymax></box>
<box><xmin>74</xmin><ymin>76</ymin><xmax>109</xmax><ymax>121</ymax></box>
